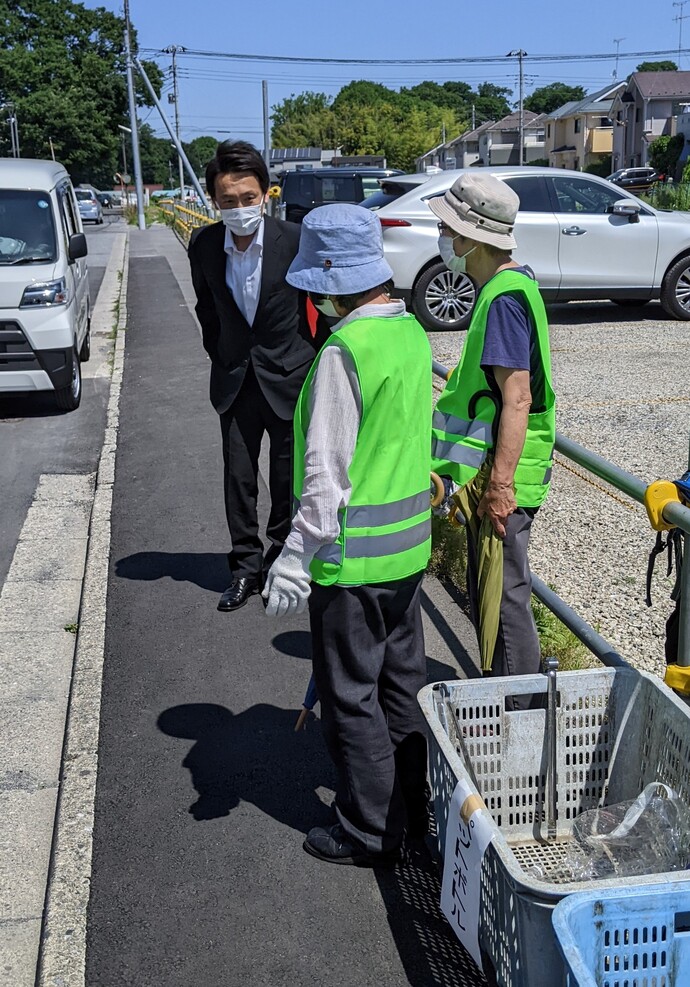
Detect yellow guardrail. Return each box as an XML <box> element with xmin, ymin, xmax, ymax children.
<box><xmin>156</xmin><ymin>198</ymin><xmax>216</xmax><ymax>241</ymax></box>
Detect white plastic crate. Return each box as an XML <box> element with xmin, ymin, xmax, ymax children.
<box><xmin>419</xmin><ymin>668</ymin><xmax>690</xmax><ymax>987</ymax></box>
<box><xmin>553</xmin><ymin>882</ymin><xmax>690</xmax><ymax>986</ymax></box>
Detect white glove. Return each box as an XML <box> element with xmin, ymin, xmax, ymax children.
<box><xmin>262</xmin><ymin>549</ymin><xmax>312</xmax><ymax>617</ymax></box>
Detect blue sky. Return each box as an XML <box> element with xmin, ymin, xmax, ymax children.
<box><xmin>85</xmin><ymin>0</ymin><xmax>688</xmax><ymax>146</ymax></box>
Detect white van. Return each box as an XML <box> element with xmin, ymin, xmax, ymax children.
<box><xmin>0</xmin><ymin>158</ymin><xmax>90</xmax><ymax>411</ymax></box>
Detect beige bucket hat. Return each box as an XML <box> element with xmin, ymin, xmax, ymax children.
<box><xmin>428</xmin><ymin>172</ymin><xmax>519</xmax><ymax>250</ymax></box>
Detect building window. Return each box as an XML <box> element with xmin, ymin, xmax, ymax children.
<box><xmin>547</xmin><ymin>124</ymin><xmax>551</xmax><ymax>138</ymax></box>
<box><xmin>635</xmin><ymin>107</ymin><xmax>641</xmax><ymax>122</ymax></box>
<box><xmin>574</xmin><ymin>118</ymin><xmax>581</xmax><ymax>134</ymax></box>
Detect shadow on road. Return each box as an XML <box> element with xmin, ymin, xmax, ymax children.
<box><xmin>115</xmin><ymin>550</ymin><xmax>228</xmax><ymax>592</ymax></box>
<box><xmin>271</xmin><ymin>629</ymin><xmax>312</xmax><ymax>660</ymax></box>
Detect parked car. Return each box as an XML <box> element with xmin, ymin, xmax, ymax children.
<box><xmin>607</xmin><ymin>167</ymin><xmax>658</xmax><ymax>192</ymax></box>
<box><xmin>96</xmin><ymin>191</ymin><xmax>119</xmax><ymax>208</ymax></box>
<box><xmin>360</xmin><ymin>173</ymin><xmax>431</xmax><ymax>211</ymax></box>
<box><xmin>280</xmin><ymin>167</ymin><xmax>403</xmax><ymax>223</ymax></box>
<box><xmin>75</xmin><ymin>188</ymin><xmax>103</xmax><ymax>225</ymax></box>
<box><xmin>371</xmin><ymin>165</ymin><xmax>690</xmax><ymax>331</ymax></box>
<box><xmin>0</xmin><ymin>158</ymin><xmax>90</xmax><ymax>411</ymax></box>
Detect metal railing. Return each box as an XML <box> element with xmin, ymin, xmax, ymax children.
<box><xmin>156</xmin><ymin>198</ymin><xmax>216</xmax><ymax>240</ymax></box>
<box><xmin>432</xmin><ymin>359</ymin><xmax>690</xmax><ymax>675</ymax></box>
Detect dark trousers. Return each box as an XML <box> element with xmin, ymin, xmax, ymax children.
<box><xmin>309</xmin><ymin>574</ymin><xmax>428</xmax><ymax>854</ymax></box>
<box><xmin>466</xmin><ymin>507</ymin><xmax>542</xmax><ymax>706</ymax></box>
<box><xmin>219</xmin><ymin>365</ymin><xmax>292</xmax><ymax>583</ymax></box>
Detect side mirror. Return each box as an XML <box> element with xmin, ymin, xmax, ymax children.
<box><xmin>68</xmin><ymin>232</ymin><xmax>88</xmax><ymax>261</ymax></box>
<box><xmin>610</xmin><ymin>199</ymin><xmax>641</xmax><ymax>223</ymax></box>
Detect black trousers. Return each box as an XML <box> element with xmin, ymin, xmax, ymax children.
<box><xmin>219</xmin><ymin>365</ymin><xmax>292</xmax><ymax>583</ymax></box>
<box><xmin>308</xmin><ymin>574</ymin><xmax>428</xmax><ymax>854</ymax></box>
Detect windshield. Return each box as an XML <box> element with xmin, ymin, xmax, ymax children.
<box><xmin>75</xmin><ymin>189</ymin><xmax>96</xmax><ymax>201</ymax></box>
<box><xmin>0</xmin><ymin>189</ymin><xmax>58</xmax><ymax>265</ymax></box>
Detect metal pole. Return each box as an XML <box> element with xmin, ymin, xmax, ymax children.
<box><xmin>12</xmin><ymin>112</ymin><xmax>19</xmax><ymax>157</ymax></box>
<box><xmin>163</xmin><ymin>45</ymin><xmax>186</xmax><ymax>198</ymax></box>
<box><xmin>471</xmin><ymin>104</ymin><xmax>476</xmax><ymax>131</ymax></box>
<box><xmin>124</xmin><ymin>0</ymin><xmax>146</xmax><ymax>230</ymax></box>
<box><xmin>518</xmin><ymin>50</ymin><xmax>525</xmax><ymax>166</ymax></box>
<box><xmin>133</xmin><ymin>57</ymin><xmax>212</xmax><ymax>213</ymax></box>
<box><xmin>612</xmin><ymin>37</ymin><xmax>625</xmax><ymax>79</ymax></box>
<box><xmin>6</xmin><ymin>105</ymin><xmax>17</xmax><ymax>158</ymax></box>
<box><xmin>48</xmin><ymin>137</ymin><xmax>56</xmax><ymax>161</ymax></box>
<box><xmin>262</xmin><ymin>80</ymin><xmax>270</xmax><ymax>171</ymax></box>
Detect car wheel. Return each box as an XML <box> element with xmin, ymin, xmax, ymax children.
<box><xmin>611</xmin><ymin>299</ymin><xmax>650</xmax><ymax>307</ymax></box>
<box><xmin>412</xmin><ymin>262</ymin><xmax>476</xmax><ymax>332</ymax></box>
<box><xmin>660</xmin><ymin>255</ymin><xmax>690</xmax><ymax>320</ymax></box>
<box><xmin>55</xmin><ymin>347</ymin><xmax>82</xmax><ymax>412</ymax></box>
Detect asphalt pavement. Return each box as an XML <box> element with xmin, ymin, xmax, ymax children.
<box><xmin>85</xmin><ymin>226</ymin><xmax>484</xmax><ymax>987</ymax></box>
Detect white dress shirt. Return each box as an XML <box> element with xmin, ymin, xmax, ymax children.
<box><xmin>285</xmin><ymin>299</ymin><xmax>408</xmax><ymax>561</ymax></box>
<box><xmin>224</xmin><ymin>219</ymin><xmax>264</xmax><ymax>327</ymax></box>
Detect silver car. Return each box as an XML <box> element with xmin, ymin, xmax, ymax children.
<box><xmin>75</xmin><ymin>188</ymin><xmax>103</xmax><ymax>225</ymax></box>
<box><xmin>369</xmin><ymin>166</ymin><xmax>690</xmax><ymax>330</ymax></box>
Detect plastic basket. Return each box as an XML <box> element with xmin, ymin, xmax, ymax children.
<box><xmin>418</xmin><ymin>668</ymin><xmax>690</xmax><ymax>987</ymax></box>
<box><xmin>552</xmin><ymin>882</ymin><xmax>690</xmax><ymax>986</ymax></box>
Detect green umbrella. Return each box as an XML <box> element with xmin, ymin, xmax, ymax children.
<box><xmin>452</xmin><ymin>460</ymin><xmax>504</xmax><ymax>672</ymax></box>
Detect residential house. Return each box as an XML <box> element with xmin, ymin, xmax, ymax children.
<box><xmin>478</xmin><ymin>111</ymin><xmax>547</xmax><ymax>165</ymax></box>
<box><xmin>544</xmin><ymin>82</ymin><xmax>624</xmax><ymax>171</ymax></box>
<box><xmin>415</xmin><ymin>112</ymin><xmax>546</xmax><ymax>172</ymax></box>
<box><xmin>610</xmin><ymin>71</ymin><xmax>690</xmax><ymax>170</ymax></box>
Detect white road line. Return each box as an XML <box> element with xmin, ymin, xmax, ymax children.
<box><xmin>83</xmin><ymin>231</ymin><xmax>127</xmax><ymax>380</ymax></box>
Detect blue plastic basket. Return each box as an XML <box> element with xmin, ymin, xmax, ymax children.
<box><xmin>552</xmin><ymin>881</ymin><xmax>690</xmax><ymax>986</ymax></box>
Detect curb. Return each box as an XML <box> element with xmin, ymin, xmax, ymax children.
<box><xmin>36</xmin><ymin>234</ymin><xmax>130</xmax><ymax>987</ymax></box>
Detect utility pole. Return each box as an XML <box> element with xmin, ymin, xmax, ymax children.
<box><xmin>123</xmin><ymin>0</ymin><xmax>146</xmax><ymax>230</ymax></box>
<box><xmin>4</xmin><ymin>103</ymin><xmax>19</xmax><ymax>157</ymax></box>
<box><xmin>163</xmin><ymin>45</ymin><xmax>186</xmax><ymax>198</ymax></box>
<box><xmin>48</xmin><ymin>137</ymin><xmax>56</xmax><ymax>161</ymax></box>
<box><xmin>262</xmin><ymin>80</ymin><xmax>270</xmax><ymax>171</ymax></box>
<box><xmin>674</xmin><ymin>1</ymin><xmax>689</xmax><ymax>65</ymax></box>
<box><xmin>507</xmin><ymin>49</ymin><xmax>527</xmax><ymax>165</ymax></box>
<box><xmin>471</xmin><ymin>104</ymin><xmax>476</xmax><ymax>131</ymax></box>
<box><xmin>612</xmin><ymin>37</ymin><xmax>625</xmax><ymax>79</ymax></box>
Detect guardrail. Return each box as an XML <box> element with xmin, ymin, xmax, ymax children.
<box><xmin>156</xmin><ymin>198</ymin><xmax>216</xmax><ymax>240</ymax></box>
<box><xmin>432</xmin><ymin>359</ymin><xmax>690</xmax><ymax>681</ymax></box>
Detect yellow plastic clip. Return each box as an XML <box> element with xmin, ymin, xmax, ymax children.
<box><xmin>644</xmin><ymin>480</ymin><xmax>681</xmax><ymax>532</ymax></box>
<box><xmin>664</xmin><ymin>664</ymin><xmax>690</xmax><ymax>695</ymax></box>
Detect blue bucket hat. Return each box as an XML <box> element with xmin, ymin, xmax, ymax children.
<box><xmin>286</xmin><ymin>203</ymin><xmax>393</xmax><ymax>295</ymax></box>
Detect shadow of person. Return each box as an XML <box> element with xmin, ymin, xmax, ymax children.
<box><xmin>116</xmin><ymin>552</ymin><xmax>228</xmax><ymax>593</ymax></box>
<box><xmin>157</xmin><ymin>702</ymin><xmax>335</xmax><ymax>829</ymax></box>
<box><xmin>271</xmin><ymin>630</ymin><xmax>312</xmax><ymax>660</ymax></box>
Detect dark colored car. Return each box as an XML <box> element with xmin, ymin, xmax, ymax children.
<box><xmin>280</xmin><ymin>167</ymin><xmax>403</xmax><ymax>222</ymax></box>
<box><xmin>607</xmin><ymin>167</ymin><xmax>658</xmax><ymax>192</ymax></box>
<box><xmin>96</xmin><ymin>191</ymin><xmax>116</xmax><ymax>208</ymax></box>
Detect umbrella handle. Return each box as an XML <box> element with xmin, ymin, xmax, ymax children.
<box><xmin>295</xmin><ymin>707</ymin><xmax>311</xmax><ymax>732</ymax></box>
<box><xmin>430</xmin><ymin>471</ymin><xmax>445</xmax><ymax>507</ymax></box>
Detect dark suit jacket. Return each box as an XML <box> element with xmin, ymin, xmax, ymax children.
<box><xmin>188</xmin><ymin>217</ymin><xmax>329</xmax><ymax>418</ymax></box>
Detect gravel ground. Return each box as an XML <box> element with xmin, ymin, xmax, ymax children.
<box><xmin>430</xmin><ymin>299</ymin><xmax>689</xmax><ymax>679</ymax></box>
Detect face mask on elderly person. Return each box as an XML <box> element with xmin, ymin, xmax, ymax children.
<box><xmin>309</xmin><ymin>294</ymin><xmax>340</xmax><ymax>318</ymax></box>
<box><xmin>438</xmin><ymin>234</ymin><xmax>476</xmax><ymax>274</ymax></box>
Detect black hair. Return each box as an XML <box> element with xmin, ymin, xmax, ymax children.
<box><xmin>205</xmin><ymin>140</ymin><xmax>270</xmax><ymax>200</ymax></box>
<box><xmin>331</xmin><ymin>279</ymin><xmax>395</xmax><ymax>315</ymax></box>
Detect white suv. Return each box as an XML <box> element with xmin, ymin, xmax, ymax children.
<box><xmin>368</xmin><ymin>166</ymin><xmax>690</xmax><ymax>331</ymax></box>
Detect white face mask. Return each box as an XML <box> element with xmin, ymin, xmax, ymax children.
<box><xmin>313</xmin><ymin>297</ymin><xmax>339</xmax><ymax>318</ymax></box>
<box><xmin>438</xmin><ymin>235</ymin><xmax>476</xmax><ymax>274</ymax></box>
<box><xmin>220</xmin><ymin>203</ymin><xmax>264</xmax><ymax>236</ymax></box>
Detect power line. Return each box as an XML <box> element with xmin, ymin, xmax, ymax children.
<box><xmin>140</xmin><ymin>44</ymin><xmax>689</xmax><ymax>66</ymax></box>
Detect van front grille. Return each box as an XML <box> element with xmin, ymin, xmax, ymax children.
<box><xmin>0</xmin><ymin>321</ymin><xmax>39</xmax><ymax>371</ymax></box>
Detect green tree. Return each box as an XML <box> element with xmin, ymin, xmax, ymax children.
<box><xmin>0</xmin><ymin>0</ymin><xmax>162</xmax><ymax>186</ymax></box>
<box><xmin>648</xmin><ymin>133</ymin><xmax>684</xmax><ymax>176</ymax></box>
<box><xmin>636</xmin><ymin>60</ymin><xmax>678</xmax><ymax>72</ymax></box>
<box><xmin>183</xmin><ymin>136</ymin><xmax>218</xmax><ymax>176</ymax></box>
<box><xmin>524</xmin><ymin>82</ymin><xmax>586</xmax><ymax>115</ymax></box>
<box><xmin>473</xmin><ymin>82</ymin><xmax>512</xmax><ymax>122</ymax></box>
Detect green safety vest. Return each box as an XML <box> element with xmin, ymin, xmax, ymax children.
<box><xmin>294</xmin><ymin>313</ymin><xmax>432</xmax><ymax>586</ymax></box>
<box><xmin>431</xmin><ymin>269</ymin><xmax>556</xmax><ymax>508</ymax></box>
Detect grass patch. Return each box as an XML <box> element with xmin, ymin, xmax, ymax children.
<box><xmin>64</xmin><ymin>622</ymin><xmax>79</xmax><ymax>634</ymax></box>
<box><xmin>427</xmin><ymin>514</ymin><xmax>467</xmax><ymax>588</ymax></box>
<box><xmin>531</xmin><ymin>595</ymin><xmax>595</xmax><ymax>671</ymax></box>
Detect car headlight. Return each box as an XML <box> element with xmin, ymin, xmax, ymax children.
<box><xmin>20</xmin><ymin>278</ymin><xmax>69</xmax><ymax>308</ymax></box>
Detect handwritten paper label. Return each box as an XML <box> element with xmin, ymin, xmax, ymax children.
<box><xmin>440</xmin><ymin>778</ymin><xmax>493</xmax><ymax>968</ymax></box>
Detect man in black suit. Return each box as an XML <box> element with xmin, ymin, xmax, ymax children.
<box><xmin>188</xmin><ymin>141</ymin><xmax>327</xmax><ymax>612</ymax></box>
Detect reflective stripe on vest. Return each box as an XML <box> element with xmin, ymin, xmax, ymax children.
<box><xmin>347</xmin><ymin>490</ymin><xmax>429</xmax><ymax>529</ymax></box>
<box><xmin>316</xmin><ymin>516</ymin><xmax>430</xmax><ymax>564</ymax></box>
<box><xmin>432</xmin><ymin>410</ymin><xmax>493</xmax><ymax>445</ymax></box>
<box><xmin>432</xmin><ymin>438</ymin><xmax>487</xmax><ymax>470</ymax></box>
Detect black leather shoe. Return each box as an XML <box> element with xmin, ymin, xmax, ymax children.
<box><xmin>303</xmin><ymin>824</ymin><xmax>400</xmax><ymax>868</ymax></box>
<box><xmin>217</xmin><ymin>578</ymin><xmax>260</xmax><ymax>612</ymax></box>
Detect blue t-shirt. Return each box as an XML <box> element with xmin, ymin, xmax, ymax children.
<box><xmin>480</xmin><ymin>267</ymin><xmax>547</xmax><ymax>413</ymax></box>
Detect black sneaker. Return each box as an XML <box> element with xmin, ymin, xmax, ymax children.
<box><xmin>303</xmin><ymin>824</ymin><xmax>400</xmax><ymax>868</ymax></box>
